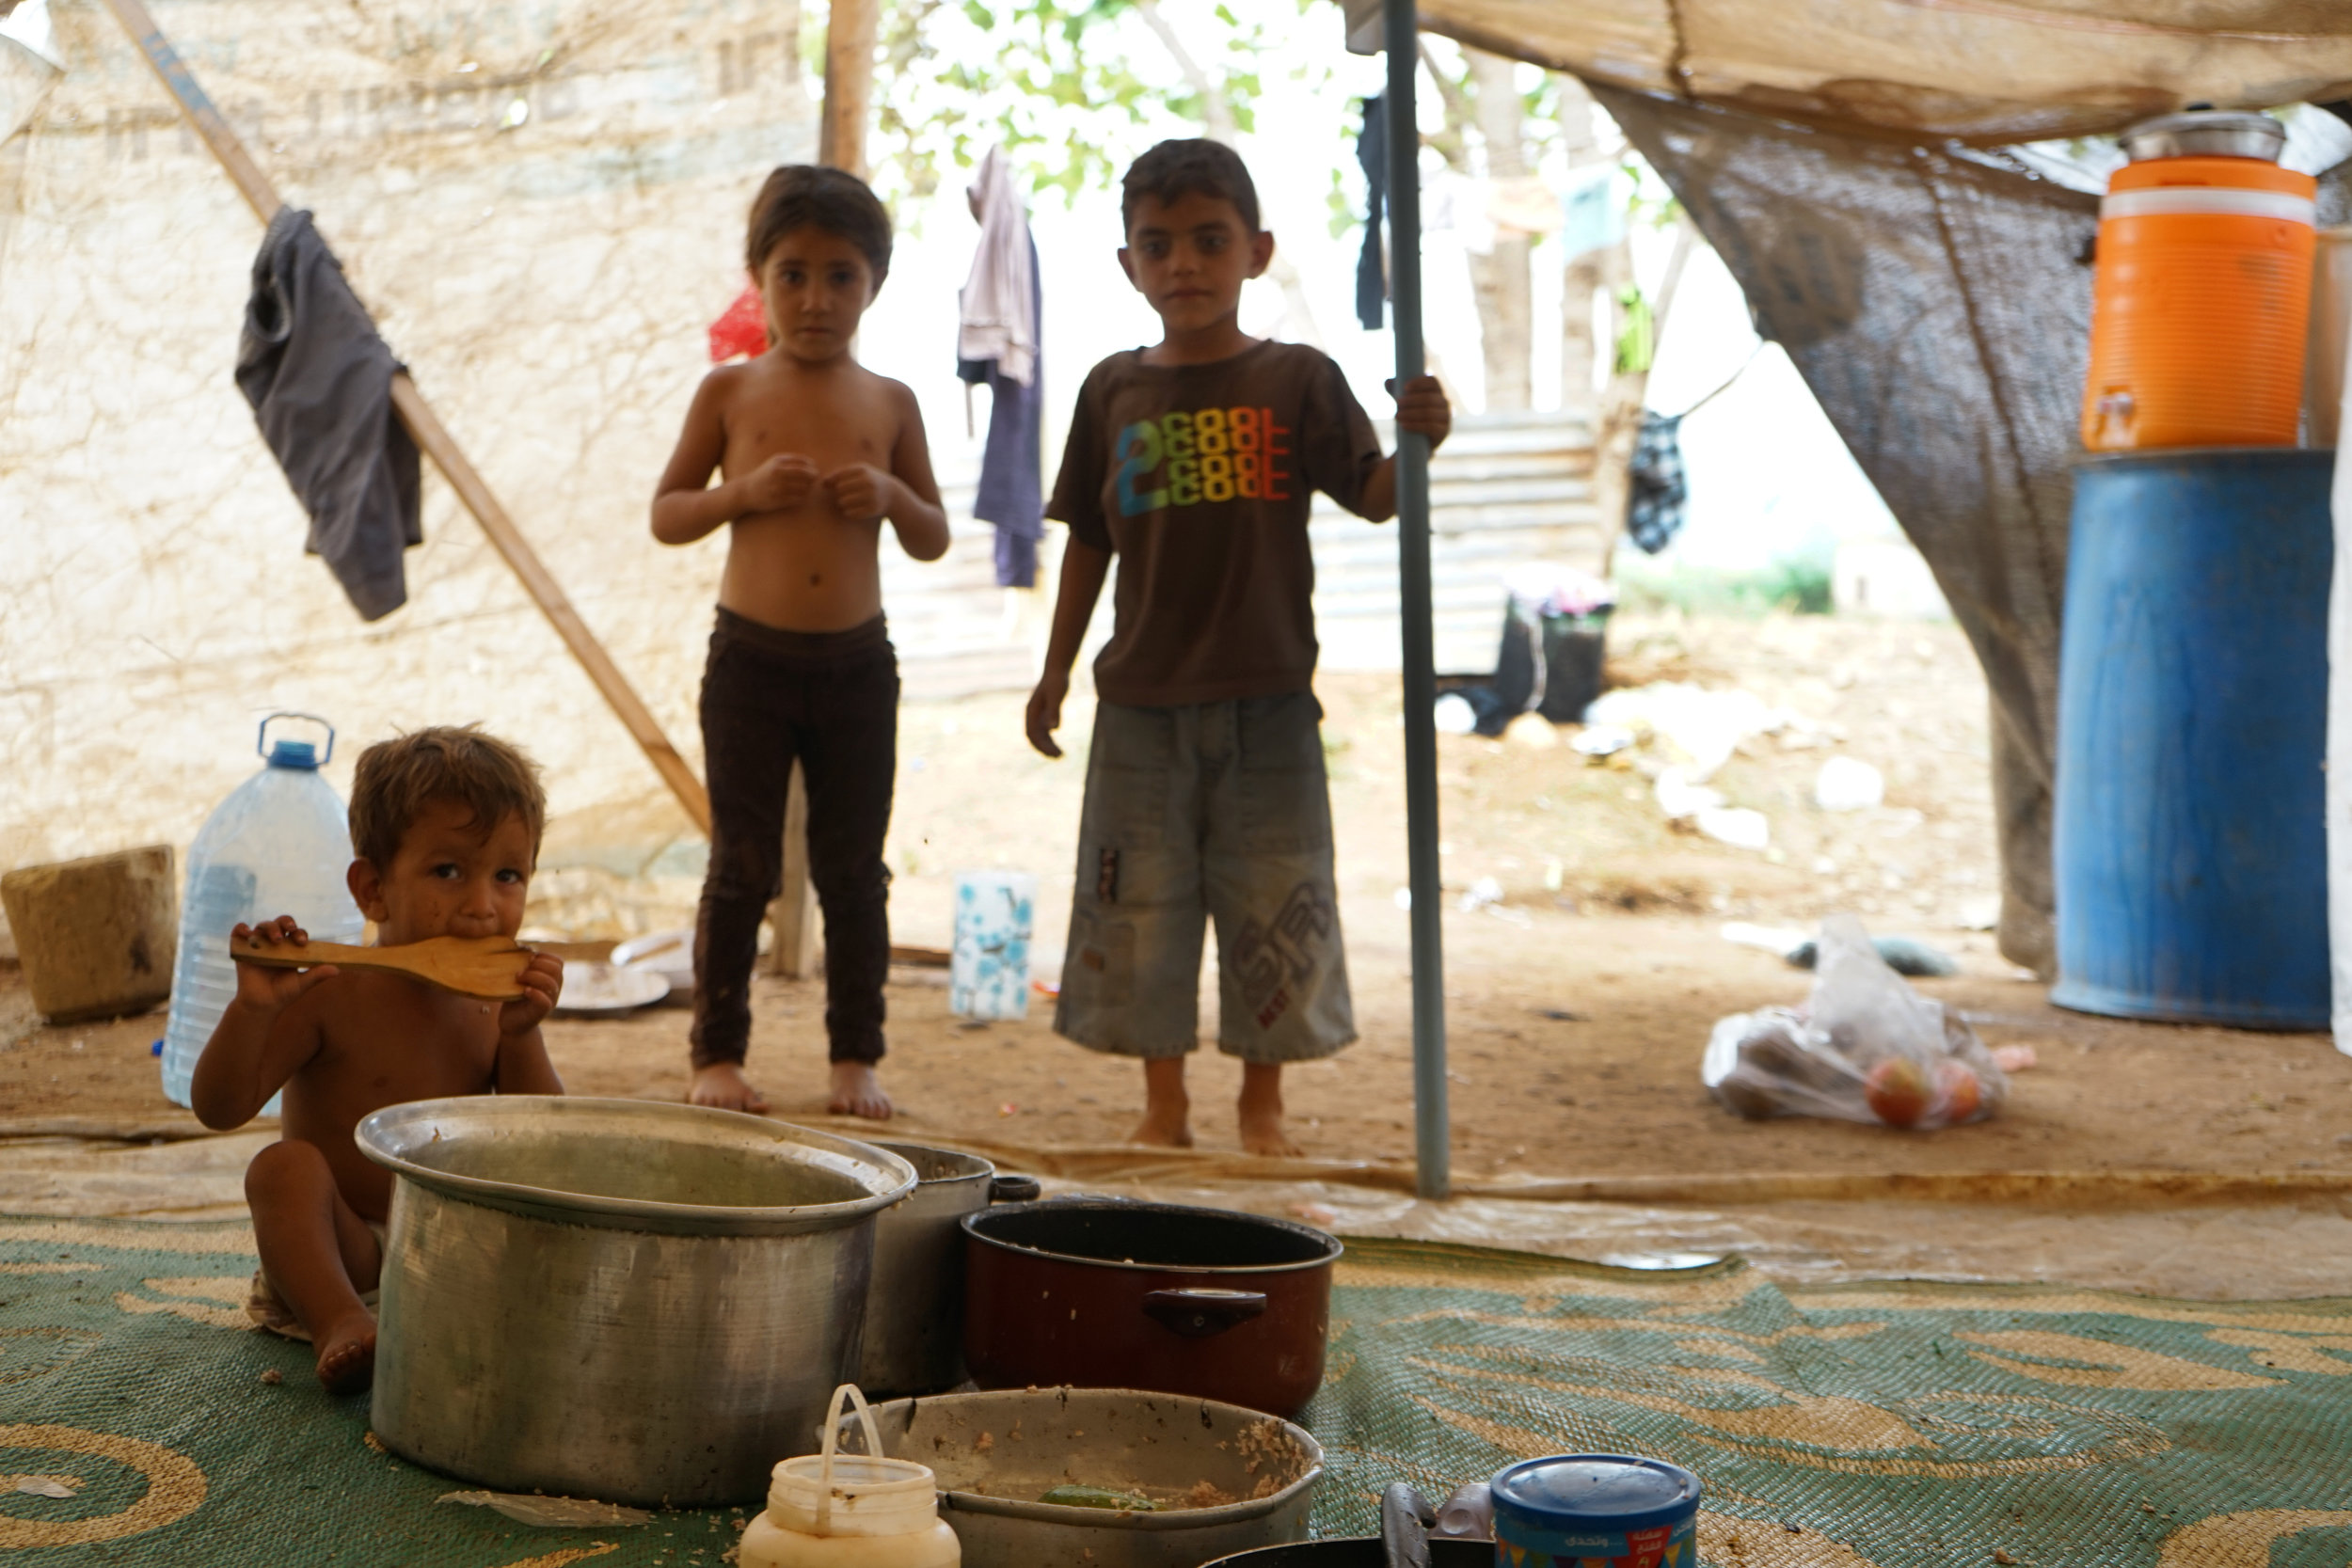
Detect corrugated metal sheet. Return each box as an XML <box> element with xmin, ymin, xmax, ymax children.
<box><xmin>885</xmin><ymin>409</ymin><xmax>1598</xmax><ymax>698</ymax></box>
<box><xmin>1314</xmin><ymin>409</ymin><xmax>1597</xmax><ymax>676</ymax></box>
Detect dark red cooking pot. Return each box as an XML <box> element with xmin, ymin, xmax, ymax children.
<box><xmin>961</xmin><ymin>1197</ymin><xmax>1343</xmax><ymax>1419</ymax></box>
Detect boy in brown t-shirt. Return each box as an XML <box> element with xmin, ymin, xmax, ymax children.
<box><xmin>1025</xmin><ymin>139</ymin><xmax>1450</xmax><ymax>1155</ymax></box>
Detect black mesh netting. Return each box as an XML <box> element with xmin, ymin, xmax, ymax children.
<box><xmin>13</xmin><ymin>1219</ymin><xmax>2352</xmax><ymax>1563</ymax></box>
<box><xmin>1595</xmin><ymin>87</ymin><xmax>2100</xmax><ymax>974</ymax></box>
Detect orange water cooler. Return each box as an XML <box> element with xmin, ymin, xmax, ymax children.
<box><xmin>2081</xmin><ymin>111</ymin><xmax>2318</xmax><ymax>450</ymax></box>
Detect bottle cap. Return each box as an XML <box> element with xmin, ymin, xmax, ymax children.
<box><xmin>266</xmin><ymin>740</ymin><xmax>320</xmax><ymax>769</ymax></box>
<box><xmin>2120</xmin><ymin>110</ymin><xmax>2285</xmax><ymax>164</ymax></box>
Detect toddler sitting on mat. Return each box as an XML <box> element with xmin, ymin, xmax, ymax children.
<box><xmin>192</xmin><ymin>725</ymin><xmax>565</xmax><ymax>1393</ymax></box>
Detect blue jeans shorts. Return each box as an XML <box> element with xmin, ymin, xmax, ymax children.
<box><xmin>1056</xmin><ymin>691</ymin><xmax>1357</xmax><ymax>1064</ymax></box>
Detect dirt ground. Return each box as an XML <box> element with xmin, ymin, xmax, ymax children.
<box><xmin>8</xmin><ymin>612</ymin><xmax>2351</xmax><ymax>1187</ymax></box>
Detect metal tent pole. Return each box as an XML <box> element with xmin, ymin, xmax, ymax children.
<box><xmin>1384</xmin><ymin>0</ymin><xmax>1449</xmax><ymax>1200</ymax></box>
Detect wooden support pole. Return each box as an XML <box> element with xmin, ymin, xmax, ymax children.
<box><xmin>763</xmin><ymin>758</ymin><xmax>820</xmax><ymax>979</ymax></box>
<box><xmin>101</xmin><ymin>0</ymin><xmax>712</xmax><ymax>838</ymax></box>
<box><xmin>389</xmin><ymin>378</ymin><xmax>711</xmax><ymax>833</ymax></box>
<box><xmin>818</xmin><ymin>0</ymin><xmax>879</xmax><ymax>180</ymax></box>
<box><xmin>765</xmin><ymin>0</ymin><xmax>883</xmax><ymax>977</ymax></box>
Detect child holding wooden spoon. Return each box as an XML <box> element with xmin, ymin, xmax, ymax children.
<box><xmin>192</xmin><ymin>725</ymin><xmax>564</xmax><ymax>1394</ymax></box>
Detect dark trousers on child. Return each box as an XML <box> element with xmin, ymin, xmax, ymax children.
<box><xmin>691</xmin><ymin>607</ymin><xmax>898</xmax><ymax>1069</ymax></box>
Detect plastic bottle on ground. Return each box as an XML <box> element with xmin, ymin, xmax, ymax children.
<box><xmin>739</xmin><ymin>1386</ymin><xmax>960</xmax><ymax>1568</ymax></box>
<box><xmin>158</xmin><ymin>715</ymin><xmax>364</xmax><ymax>1111</ymax></box>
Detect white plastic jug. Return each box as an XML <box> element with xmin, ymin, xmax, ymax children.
<box><xmin>158</xmin><ymin>714</ymin><xmax>364</xmax><ymax>1109</ymax></box>
<box><xmin>739</xmin><ymin>1385</ymin><xmax>960</xmax><ymax>1568</ymax></box>
<box><xmin>949</xmin><ymin>871</ymin><xmax>1034</xmax><ymax>1022</ymax></box>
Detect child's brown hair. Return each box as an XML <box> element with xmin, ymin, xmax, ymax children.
<box><xmin>348</xmin><ymin>726</ymin><xmax>547</xmax><ymax>870</ymax></box>
<box><xmin>745</xmin><ymin>165</ymin><xmax>894</xmax><ymax>286</ymax></box>
<box><xmin>1121</xmin><ymin>138</ymin><xmax>1261</xmax><ymax>236</ymax></box>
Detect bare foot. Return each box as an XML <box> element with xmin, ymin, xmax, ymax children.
<box><xmin>314</xmin><ymin>1310</ymin><xmax>376</xmax><ymax>1395</ymax></box>
<box><xmin>1238</xmin><ymin>1062</ymin><xmax>1303</xmax><ymax>1158</ymax></box>
<box><xmin>691</xmin><ymin>1062</ymin><xmax>771</xmax><ymax>1115</ymax></box>
<box><xmin>1131</xmin><ymin>1057</ymin><xmax>1194</xmax><ymax>1148</ymax></box>
<box><xmin>828</xmin><ymin>1062</ymin><xmax>894</xmax><ymax>1120</ymax></box>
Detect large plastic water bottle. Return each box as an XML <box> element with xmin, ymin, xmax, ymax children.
<box><xmin>159</xmin><ymin>714</ymin><xmax>365</xmax><ymax>1109</ymax></box>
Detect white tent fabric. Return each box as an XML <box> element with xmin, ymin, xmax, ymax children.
<box><xmin>1351</xmin><ymin>0</ymin><xmax>2352</xmax><ymax>143</ymax></box>
<box><xmin>0</xmin><ymin>0</ymin><xmax>814</xmax><ymax>875</ymax></box>
<box><xmin>0</xmin><ymin>31</ymin><xmax>57</xmax><ymax>141</ymax></box>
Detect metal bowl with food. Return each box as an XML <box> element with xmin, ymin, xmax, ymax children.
<box><xmin>829</xmin><ymin>1386</ymin><xmax>1323</xmax><ymax>1568</ymax></box>
<box><xmin>1205</xmin><ymin>1544</ymin><xmax>1494</xmax><ymax>1567</ymax></box>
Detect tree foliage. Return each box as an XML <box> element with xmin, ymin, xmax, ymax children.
<box><xmin>851</xmin><ymin>0</ymin><xmax>1282</xmax><ymax>209</ymax></box>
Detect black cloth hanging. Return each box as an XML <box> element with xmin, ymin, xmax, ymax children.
<box><xmin>1356</xmin><ymin>93</ymin><xmax>1388</xmax><ymax>331</ymax></box>
<box><xmin>1625</xmin><ymin>410</ymin><xmax>1690</xmax><ymax>555</ymax></box>
<box><xmin>235</xmin><ymin>208</ymin><xmax>421</xmax><ymax>622</ymax></box>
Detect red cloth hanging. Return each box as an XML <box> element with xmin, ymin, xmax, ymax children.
<box><xmin>707</xmin><ymin>281</ymin><xmax>767</xmax><ymax>362</ymax></box>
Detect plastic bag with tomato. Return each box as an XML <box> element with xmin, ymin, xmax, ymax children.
<box><xmin>1702</xmin><ymin>913</ymin><xmax>2008</xmax><ymax>1129</ymax></box>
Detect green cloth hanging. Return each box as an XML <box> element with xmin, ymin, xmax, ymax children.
<box><xmin>1613</xmin><ymin>281</ymin><xmax>1656</xmax><ymax>376</ymax></box>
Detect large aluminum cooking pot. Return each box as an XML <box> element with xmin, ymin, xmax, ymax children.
<box><xmin>861</xmin><ymin>1141</ymin><xmax>1039</xmax><ymax>1398</ymax></box>
<box><xmin>358</xmin><ymin>1096</ymin><xmax>914</xmax><ymax>1508</ymax></box>
<box><xmin>962</xmin><ymin>1197</ymin><xmax>1342</xmax><ymax>1419</ymax></box>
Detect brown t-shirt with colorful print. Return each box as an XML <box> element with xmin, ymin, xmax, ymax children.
<box><xmin>1047</xmin><ymin>340</ymin><xmax>1384</xmax><ymax>707</ymax></box>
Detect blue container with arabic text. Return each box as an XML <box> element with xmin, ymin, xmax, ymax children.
<box><xmin>1492</xmin><ymin>1454</ymin><xmax>1702</xmax><ymax>1568</ymax></box>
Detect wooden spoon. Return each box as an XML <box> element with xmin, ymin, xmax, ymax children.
<box><xmin>230</xmin><ymin>934</ymin><xmax>533</xmax><ymax>1000</ymax></box>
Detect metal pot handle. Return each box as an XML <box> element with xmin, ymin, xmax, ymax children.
<box><xmin>1143</xmin><ymin>1287</ymin><xmax>1268</xmax><ymax>1338</ymax></box>
<box><xmin>1381</xmin><ymin>1481</ymin><xmax>1436</xmax><ymax>1568</ymax></box>
<box><xmin>989</xmin><ymin>1174</ymin><xmax>1041</xmax><ymax>1203</ymax></box>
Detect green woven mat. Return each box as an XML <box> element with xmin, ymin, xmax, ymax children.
<box><xmin>8</xmin><ymin>1218</ymin><xmax>2352</xmax><ymax>1565</ymax></box>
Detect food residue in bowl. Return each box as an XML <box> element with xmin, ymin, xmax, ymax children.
<box><xmin>1039</xmin><ymin>1484</ymin><xmax>1157</xmax><ymax>1512</ymax></box>
<box><xmin>1184</xmin><ymin>1480</ymin><xmax>1236</xmax><ymax>1509</ymax></box>
<box><xmin>1235</xmin><ymin>1418</ymin><xmax>1308</xmax><ymax>1488</ymax></box>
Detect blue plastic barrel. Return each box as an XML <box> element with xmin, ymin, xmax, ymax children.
<box><xmin>2052</xmin><ymin>448</ymin><xmax>2333</xmax><ymax>1030</ymax></box>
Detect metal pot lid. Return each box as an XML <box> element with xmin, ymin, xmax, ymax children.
<box><xmin>358</xmin><ymin>1096</ymin><xmax>916</xmax><ymax>1236</ymax></box>
<box><xmin>963</xmin><ymin>1196</ymin><xmax>1343</xmax><ymax>1274</ymax></box>
<box><xmin>2121</xmin><ymin>110</ymin><xmax>2284</xmax><ymax>164</ymax></box>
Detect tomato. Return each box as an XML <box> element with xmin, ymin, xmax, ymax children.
<box><xmin>1936</xmin><ymin>1061</ymin><xmax>1984</xmax><ymax>1124</ymax></box>
<box><xmin>1864</xmin><ymin>1058</ymin><xmax>1932</xmax><ymax>1128</ymax></box>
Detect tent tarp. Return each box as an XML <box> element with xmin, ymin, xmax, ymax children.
<box><xmin>1350</xmin><ymin>0</ymin><xmax>2352</xmax><ymax>143</ymax></box>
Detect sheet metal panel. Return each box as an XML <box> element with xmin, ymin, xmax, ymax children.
<box><xmin>886</xmin><ymin>410</ymin><xmax>1599</xmax><ymax>698</ymax></box>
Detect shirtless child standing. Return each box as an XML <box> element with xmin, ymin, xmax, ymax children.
<box><xmin>653</xmin><ymin>166</ymin><xmax>948</xmax><ymax>1119</ymax></box>
<box><xmin>193</xmin><ymin>726</ymin><xmax>564</xmax><ymax>1392</ymax></box>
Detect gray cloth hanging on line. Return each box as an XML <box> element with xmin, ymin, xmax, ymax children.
<box><xmin>960</xmin><ymin>230</ymin><xmax>1045</xmax><ymax>588</ymax></box>
<box><xmin>235</xmin><ymin>207</ymin><xmax>421</xmax><ymax>622</ymax></box>
<box><xmin>957</xmin><ymin>149</ymin><xmax>1045</xmax><ymax>587</ymax></box>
